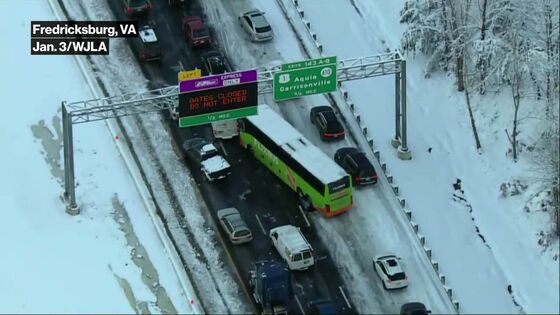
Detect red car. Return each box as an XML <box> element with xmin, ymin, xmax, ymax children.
<box><xmin>182</xmin><ymin>16</ymin><xmax>211</xmax><ymax>48</ymax></box>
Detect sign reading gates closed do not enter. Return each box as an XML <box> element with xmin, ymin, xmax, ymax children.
<box><xmin>178</xmin><ymin>69</ymin><xmax>258</xmax><ymax>127</ymax></box>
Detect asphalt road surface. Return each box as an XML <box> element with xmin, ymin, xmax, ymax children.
<box><xmin>106</xmin><ymin>0</ymin><xmax>357</xmax><ymax>313</ymax></box>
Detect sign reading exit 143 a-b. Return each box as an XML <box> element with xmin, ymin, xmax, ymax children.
<box><xmin>273</xmin><ymin>56</ymin><xmax>337</xmax><ymax>101</ymax></box>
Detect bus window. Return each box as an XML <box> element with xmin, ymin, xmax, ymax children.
<box><xmin>328</xmin><ymin>177</ymin><xmax>350</xmax><ymax>194</ymax></box>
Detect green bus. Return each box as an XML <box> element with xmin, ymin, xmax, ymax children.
<box><xmin>239</xmin><ymin>104</ymin><xmax>353</xmax><ymax>217</ymax></box>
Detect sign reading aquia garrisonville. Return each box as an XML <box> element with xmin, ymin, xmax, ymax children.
<box><xmin>273</xmin><ymin>56</ymin><xmax>337</xmax><ymax>101</ymax></box>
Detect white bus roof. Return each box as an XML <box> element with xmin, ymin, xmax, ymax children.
<box><xmin>247</xmin><ymin>104</ymin><xmax>348</xmax><ymax>184</ymax></box>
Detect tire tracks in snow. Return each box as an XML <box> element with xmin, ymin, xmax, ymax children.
<box><xmin>53</xmin><ymin>0</ymin><xmax>244</xmax><ymax>312</ymax></box>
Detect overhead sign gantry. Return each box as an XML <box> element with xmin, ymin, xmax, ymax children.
<box><xmin>61</xmin><ymin>52</ymin><xmax>410</xmax><ymax>214</ymax></box>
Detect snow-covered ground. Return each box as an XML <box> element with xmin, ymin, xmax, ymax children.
<box><xmin>285</xmin><ymin>0</ymin><xmax>559</xmax><ymax>313</ymax></box>
<box><xmin>0</xmin><ymin>1</ymin><xmax>196</xmax><ymax>313</ymax></box>
<box><xmin>4</xmin><ymin>0</ymin><xmax>556</xmax><ymax>313</ymax></box>
<box><xmin>201</xmin><ymin>0</ymin><xmax>457</xmax><ymax>313</ymax></box>
<box><xmin>52</xmin><ymin>0</ymin><xmax>250</xmax><ymax>313</ymax></box>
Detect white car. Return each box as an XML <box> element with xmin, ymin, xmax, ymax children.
<box><xmin>373</xmin><ymin>255</ymin><xmax>408</xmax><ymax>290</ymax></box>
<box><xmin>217</xmin><ymin>207</ymin><xmax>252</xmax><ymax>244</ymax></box>
<box><xmin>238</xmin><ymin>10</ymin><xmax>274</xmax><ymax>42</ymax></box>
<box><xmin>201</xmin><ymin>155</ymin><xmax>231</xmax><ymax>181</ymax></box>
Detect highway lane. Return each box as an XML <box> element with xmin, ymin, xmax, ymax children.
<box><xmin>106</xmin><ymin>0</ymin><xmax>357</xmax><ymax>313</ymax></box>
<box><xmin>197</xmin><ymin>0</ymin><xmax>458</xmax><ymax>313</ymax></box>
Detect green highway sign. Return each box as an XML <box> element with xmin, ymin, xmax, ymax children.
<box><xmin>179</xmin><ymin>106</ymin><xmax>257</xmax><ymax>128</ymax></box>
<box><xmin>280</xmin><ymin>56</ymin><xmax>336</xmax><ymax>71</ymax></box>
<box><xmin>274</xmin><ymin>56</ymin><xmax>337</xmax><ymax>101</ymax></box>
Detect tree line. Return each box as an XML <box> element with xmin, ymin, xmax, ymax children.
<box><xmin>400</xmin><ymin>0</ymin><xmax>559</xmax><ymax>234</ymax></box>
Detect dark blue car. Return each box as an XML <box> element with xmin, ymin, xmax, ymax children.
<box><xmin>308</xmin><ymin>299</ymin><xmax>337</xmax><ymax>315</ymax></box>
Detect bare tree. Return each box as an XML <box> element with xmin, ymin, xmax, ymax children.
<box><xmin>538</xmin><ymin>0</ymin><xmax>560</xmax><ymax>110</ymax></box>
<box><xmin>462</xmin><ymin>47</ymin><xmax>483</xmax><ymax>151</ymax></box>
<box><xmin>507</xmin><ymin>35</ymin><xmax>522</xmax><ymax>161</ymax></box>
<box><xmin>478</xmin><ymin>0</ymin><xmax>489</xmax><ymax>94</ymax></box>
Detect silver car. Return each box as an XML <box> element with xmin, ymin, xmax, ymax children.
<box><xmin>217</xmin><ymin>208</ymin><xmax>253</xmax><ymax>244</ymax></box>
<box><xmin>238</xmin><ymin>10</ymin><xmax>274</xmax><ymax>42</ymax></box>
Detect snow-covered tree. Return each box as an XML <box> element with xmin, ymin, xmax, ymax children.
<box><xmin>401</xmin><ymin>0</ymin><xmax>558</xmax><ymax>99</ymax></box>
<box><xmin>534</xmin><ymin>0</ymin><xmax>560</xmax><ymax>108</ymax></box>
<box><xmin>400</xmin><ymin>0</ymin><xmax>448</xmax><ymax>75</ymax></box>
<box><xmin>486</xmin><ymin>0</ymin><xmax>550</xmax><ymax>160</ymax></box>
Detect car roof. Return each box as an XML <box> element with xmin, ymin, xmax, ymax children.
<box><xmin>201</xmin><ymin>143</ymin><xmax>217</xmax><ymax>153</ymax></box>
<box><xmin>243</xmin><ymin>9</ymin><xmax>263</xmax><ymax>17</ymax></box>
<box><xmin>320</xmin><ymin>110</ymin><xmax>338</xmax><ymax>122</ymax></box>
<box><xmin>203</xmin><ymin>50</ymin><xmax>222</xmax><ymax>58</ymax></box>
<box><xmin>139</xmin><ymin>26</ymin><xmax>158</xmax><ymax>43</ymax></box>
<box><xmin>378</xmin><ymin>256</ymin><xmax>404</xmax><ymax>275</ymax></box>
<box><xmin>208</xmin><ymin>56</ymin><xmax>224</xmax><ymax>63</ymax></box>
<box><xmin>219</xmin><ymin>208</ymin><xmax>248</xmax><ymax>229</ymax></box>
<box><xmin>251</xmin><ymin>15</ymin><xmax>269</xmax><ymax>28</ymax></box>
<box><xmin>270</xmin><ymin>225</ymin><xmax>311</xmax><ymax>253</ymax></box>
<box><xmin>348</xmin><ymin>151</ymin><xmax>370</xmax><ymax>166</ymax></box>
<box><xmin>217</xmin><ymin>207</ymin><xmax>238</xmax><ymax>217</ymax></box>
<box><xmin>184</xmin><ymin>16</ymin><xmax>203</xmax><ymax>25</ymax></box>
<box><xmin>201</xmin><ymin>155</ymin><xmax>230</xmax><ymax>172</ymax></box>
<box><xmin>228</xmin><ymin>216</ymin><xmax>248</xmax><ymax>230</ymax></box>
<box><xmin>183</xmin><ymin>137</ymin><xmax>206</xmax><ymax>149</ymax></box>
<box><xmin>244</xmin><ymin>10</ymin><xmax>269</xmax><ymax>27</ymax></box>
<box><xmin>402</xmin><ymin>302</ymin><xmax>427</xmax><ymax>310</ymax></box>
<box><xmin>337</xmin><ymin>147</ymin><xmax>358</xmax><ymax>156</ymax></box>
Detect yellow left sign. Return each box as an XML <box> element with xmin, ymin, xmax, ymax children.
<box><xmin>178</xmin><ymin>69</ymin><xmax>202</xmax><ymax>82</ymax></box>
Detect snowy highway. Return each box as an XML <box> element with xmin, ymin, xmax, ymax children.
<box><xmin>199</xmin><ymin>0</ymin><xmax>457</xmax><ymax>313</ymax></box>
<box><xmin>280</xmin><ymin>0</ymin><xmax>554</xmax><ymax>313</ymax></box>
<box><xmin>101</xmin><ymin>0</ymin><xmax>358</xmax><ymax>313</ymax></box>
<box><xmin>3</xmin><ymin>0</ymin><xmax>557</xmax><ymax>313</ymax></box>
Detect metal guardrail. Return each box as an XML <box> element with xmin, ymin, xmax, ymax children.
<box><xmin>278</xmin><ymin>0</ymin><xmax>459</xmax><ymax>311</ymax></box>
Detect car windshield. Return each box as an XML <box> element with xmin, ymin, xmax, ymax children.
<box><xmin>130</xmin><ymin>0</ymin><xmax>147</xmax><ymax>7</ymax></box>
<box><xmin>255</xmin><ymin>25</ymin><xmax>272</xmax><ymax>33</ymax></box>
<box><xmin>328</xmin><ymin>177</ymin><xmax>350</xmax><ymax>193</ymax></box>
<box><xmin>200</xmin><ymin>149</ymin><xmax>218</xmax><ymax>160</ymax></box>
<box><xmin>235</xmin><ymin>229</ymin><xmax>251</xmax><ymax>237</ymax></box>
<box><xmin>322</xmin><ymin>111</ymin><xmax>337</xmax><ymax>122</ymax></box>
<box><xmin>143</xmin><ymin>41</ymin><xmax>160</xmax><ymax>54</ymax></box>
<box><xmin>185</xmin><ymin>138</ymin><xmax>204</xmax><ymax>150</ymax></box>
<box><xmin>359</xmin><ymin>168</ymin><xmax>376</xmax><ymax>178</ymax></box>
<box><xmin>389</xmin><ymin>271</ymin><xmax>406</xmax><ymax>281</ymax></box>
<box><xmin>209</xmin><ymin>166</ymin><xmax>230</xmax><ymax>178</ymax></box>
<box><xmin>327</xmin><ymin>121</ymin><xmax>343</xmax><ymax>132</ymax></box>
<box><xmin>193</xmin><ymin>28</ymin><xmax>209</xmax><ymax>38</ymax></box>
<box><xmin>209</xmin><ymin>59</ymin><xmax>227</xmax><ymax>73</ymax></box>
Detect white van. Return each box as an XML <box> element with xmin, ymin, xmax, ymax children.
<box><xmin>212</xmin><ymin>119</ymin><xmax>238</xmax><ymax>140</ymax></box>
<box><xmin>269</xmin><ymin>225</ymin><xmax>314</xmax><ymax>270</ymax></box>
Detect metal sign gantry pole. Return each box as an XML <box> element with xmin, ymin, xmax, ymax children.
<box><xmin>61</xmin><ymin>52</ymin><xmax>410</xmax><ymax>214</ymax></box>
<box><xmin>399</xmin><ymin>59</ymin><xmax>410</xmax><ymax>159</ymax></box>
<box><xmin>392</xmin><ymin>57</ymin><xmax>411</xmax><ymax>159</ymax></box>
<box><xmin>62</xmin><ymin>102</ymin><xmax>79</xmax><ymax>214</ymax></box>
